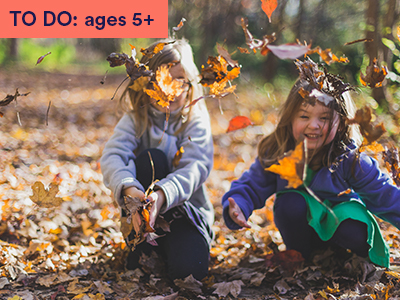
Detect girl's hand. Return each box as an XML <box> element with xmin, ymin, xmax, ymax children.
<box><xmin>147</xmin><ymin>189</ymin><xmax>166</xmax><ymax>229</ymax></box>
<box><xmin>122</xmin><ymin>187</ymin><xmax>146</xmax><ymax>234</ymax></box>
<box><xmin>228</xmin><ymin>197</ymin><xmax>251</xmax><ymax>228</ymax></box>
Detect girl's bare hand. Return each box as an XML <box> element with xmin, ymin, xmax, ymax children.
<box><xmin>146</xmin><ymin>189</ymin><xmax>166</xmax><ymax>229</ymax></box>
<box><xmin>228</xmin><ymin>197</ymin><xmax>251</xmax><ymax>228</ymax></box>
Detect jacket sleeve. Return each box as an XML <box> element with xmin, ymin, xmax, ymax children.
<box><xmin>100</xmin><ymin>113</ymin><xmax>143</xmax><ymax>208</ymax></box>
<box><xmin>156</xmin><ymin>102</ymin><xmax>214</xmax><ymax>213</ymax></box>
<box><xmin>348</xmin><ymin>152</ymin><xmax>400</xmax><ymax>229</ymax></box>
<box><xmin>222</xmin><ymin>158</ymin><xmax>277</xmax><ymax>229</ymax></box>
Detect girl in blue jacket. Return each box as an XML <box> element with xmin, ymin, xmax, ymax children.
<box><xmin>101</xmin><ymin>39</ymin><xmax>214</xmax><ymax>280</ymax></box>
<box><xmin>222</xmin><ymin>58</ymin><xmax>399</xmax><ymax>268</ymax></box>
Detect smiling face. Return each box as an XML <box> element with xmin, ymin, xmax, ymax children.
<box><xmin>151</xmin><ymin>63</ymin><xmax>190</xmax><ymax>112</ymax></box>
<box><xmin>292</xmin><ymin>101</ymin><xmax>339</xmax><ymax>149</ymax></box>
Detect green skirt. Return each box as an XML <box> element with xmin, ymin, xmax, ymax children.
<box><xmin>276</xmin><ymin>188</ymin><xmax>390</xmax><ymax>268</ymax></box>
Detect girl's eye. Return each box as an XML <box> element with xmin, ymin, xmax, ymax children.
<box><xmin>300</xmin><ymin>115</ymin><xmax>309</xmax><ymax>119</ymax></box>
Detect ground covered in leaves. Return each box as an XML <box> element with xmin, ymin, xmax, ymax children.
<box><xmin>1</xmin><ymin>69</ymin><xmax>400</xmax><ymax>300</ymax></box>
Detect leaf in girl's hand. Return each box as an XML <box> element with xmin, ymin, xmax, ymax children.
<box><xmin>140</xmin><ymin>40</ymin><xmax>175</xmax><ymax>59</ymax></box>
<box><xmin>307</xmin><ymin>46</ymin><xmax>349</xmax><ymax>65</ymax></box>
<box><xmin>172</xmin><ymin>17</ymin><xmax>186</xmax><ymax>32</ymax></box>
<box><xmin>360</xmin><ymin>58</ymin><xmax>388</xmax><ymax>88</ymax></box>
<box><xmin>261</xmin><ymin>0</ymin><xmax>278</xmax><ymax>23</ymax></box>
<box><xmin>123</xmin><ymin>195</ymin><xmax>143</xmax><ymax>215</ymax></box>
<box><xmin>226</xmin><ymin>116</ymin><xmax>253</xmax><ymax>133</ymax></box>
<box><xmin>36</xmin><ymin>52</ymin><xmax>51</xmax><ymax>65</ymax></box>
<box><xmin>265</xmin><ymin>141</ymin><xmax>304</xmax><ymax>188</ymax></box>
<box><xmin>267</xmin><ymin>44</ymin><xmax>311</xmax><ymax>60</ymax></box>
<box><xmin>172</xmin><ymin>146</ymin><xmax>184</xmax><ymax>168</ymax></box>
<box><xmin>30</xmin><ymin>181</ymin><xmax>63</xmax><ymax>208</ymax></box>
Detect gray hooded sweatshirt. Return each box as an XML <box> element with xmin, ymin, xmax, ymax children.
<box><xmin>100</xmin><ymin>101</ymin><xmax>214</xmax><ymax>244</ymax></box>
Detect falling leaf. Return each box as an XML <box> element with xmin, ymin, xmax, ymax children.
<box><xmin>106</xmin><ymin>51</ymin><xmax>153</xmax><ymax>82</ymax></box>
<box><xmin>265</xmin><ymin>141</ymin><xmax>304</xmax><ymax>188</ymax></box>
<box><xmin>337</xmin><ymin>188</ymin><xmax>352</xmax><ymax>197</ymax></box>
<box><xmin>238</xmin><ymin>47</ymin><xmax>251</xmax><ymax>54</ymax></box>
<box><xmin>36</xmin><ymin>52</ymin><xmax>51</xmax><ymax>65</ymax></box>
<box><xmin>0</xmin><ymin>89</ymin><xmax>30</xmax><ymax>107</ymax></box>
<box><xmin>267</xmin><ymin>43</ymin><xmax>311</xmax><ymax>60</ymax></box>
<box><xmin>383</xmin><ymin>146</ymin><xmax>400</xmax><ymax>186</ymax></box>
<box><xmin>360</xmin><ymin>58</ymin><xmax>388</xmax><ymax>88</ymax></box>
<box><xmin>29</xmin><ymin>181</ymin><xmax>63</xmax><ymax>208</ymax></box>
<box><xmin>240</xmin><ymin>17</ymin><xmax>276</xmax><ymax>55</ymax></box>
<box><xmin>172</xmin><ymin>146</ymin><xmax>184</xmax><ymax>167</ymax></box>
<box><xmin>216</xmin><ymin>43</ymin><xmax>239</xmax><ymax>67</ymax></box>
<box><xmin>140</xmin><ymin>41</ymin><xmax>175</xmax><ymax>59</ymax></box>
<box><xmin>226</xmin><ymin>116</ymin><xmax>253</xmax><ymax>133</ymax></box>
<box><xmin>261</xmin><ymin>0</ymin><xmax>278</xmax><ymax>23</ymax></box>
<box><xmin>344</xmin><ymin>38</ymin><xmax>373</xmax><ymax>46</ymax></box>
<box><xmin>307</xmin><ymin>46</ymin><xmax>349</xmax><ymax>65</ymax></box>
<box><xmin>144</xmin><ymin>65</ymin><xmax>184</xmax><ymax>109</ymax></box>
<box><xmin>347</xmin><ymin>106</ymin><xmax>386</xmax><ymax>143</ymax></box>
<box><xmin>200</xmin><ymin>55</ymin><xmax>240</xmax><ymax>86</ymax></box>
<box><xmin>172</xmin><ymin>17</ymin><xmax>186</xmax><ymax>32</ymax></box>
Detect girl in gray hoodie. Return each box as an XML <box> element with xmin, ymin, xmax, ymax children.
<box><xmin>100</xmin><ymin>39</ymin><xmax>214</xmax><ymax>280</ymax></box>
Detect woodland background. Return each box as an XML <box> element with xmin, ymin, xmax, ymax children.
<box><xmin>1</xmin><ymin>0</ymin><xmax>400</xmax><ymax>299</ymax></box>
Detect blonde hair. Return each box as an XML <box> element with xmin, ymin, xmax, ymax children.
<box><xmin>258</xmin><ymin>78</ymin><xmax>361</xmax><ymax>169</ymax></box>
<box><xmin>119</xmin><ymin>38</ymin><xmax>203</xmax><ymax>137</ymax></box>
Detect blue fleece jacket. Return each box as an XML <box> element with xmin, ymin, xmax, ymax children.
<box><xmin>222</xmin><ymin>143</ymin><xmax>400</xmax><ymax>231</ymax></box>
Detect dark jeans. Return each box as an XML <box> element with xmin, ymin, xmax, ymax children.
<box><xmin>126</xmin><ymin>148</ymin><xmax>209</xmax><ymax>281</ymax></box>
<box><xmin>273</xmin><ymin>192</ymin><xmax>370</xmax><ymax>260</ymax></box>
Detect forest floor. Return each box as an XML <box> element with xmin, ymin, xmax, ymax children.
<box><xmin>1</xmin><ymin>69</ymin><xmax>400</xmax><ymax>300</ymax></box>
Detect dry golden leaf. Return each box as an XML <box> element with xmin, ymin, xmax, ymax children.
<box><xmin>209</xmin><ymin>81</ymin><xmax>236</xmax><ymax>98</ymax></box>
<box><xmin>265</xmin><ymin>141</ymin><xmax>304</xmax><ymax>188</ymax></box>
<box><xmin>140</xmin><ymin>41</ymin><xmax>175</xmax><ymax>59</ymax></box>
<box><xmin>30</xmin><ymin>181</ymin><xmax>63</xmax><ymax>208</ymax></box>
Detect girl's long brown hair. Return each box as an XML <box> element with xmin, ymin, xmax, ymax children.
<box><xmin>258</xmin><ymin>79</ymin><xmax>361</xmax><ymax>170</ymax></box>
<box><xmin>119</xmin><ymin>38</ymin><xmax>203</xmax><ymax>138</ymax></box>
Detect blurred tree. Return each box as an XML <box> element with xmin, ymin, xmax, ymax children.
<box><xmin>364</xmin><ymin>0</ymin><xmax>399</xmax><ymax>113</ymax></box>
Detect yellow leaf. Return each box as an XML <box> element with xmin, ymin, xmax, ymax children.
<box><xmin>265</xmin><ymin>142</ymin><xmax>304</xmax><ymax>188</ymax></box>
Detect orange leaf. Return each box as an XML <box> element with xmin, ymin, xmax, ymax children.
<box><xmin>144</xmin><ymin>65</ymin><xmax>184</xmax><ymax>108</ymax></box>
<box><xmin>265</xmin><ymin>141</ymin><xmax>304</xmax><ymax>188</ymax></box>
<box><xmin>360</xmin><ymin>58</ymin><xmax>388</xmax><ymax>88</ymax></box>
<box><xmin>261</xmin><ymin>0</ymin><xmax>278</xmax><ymax>23</ymax></box>
<box><xmin>226</xmin><ymin>116</ymin><xmax>253</xmax><ymax>133</ymax></box>
<box><xmin>307</xmin><ymin>46</ymin><xmax>349</xmax><ymax>65</ymax></box>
